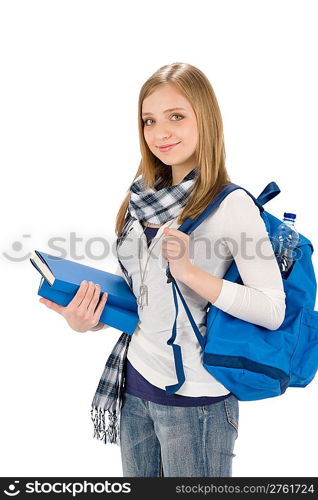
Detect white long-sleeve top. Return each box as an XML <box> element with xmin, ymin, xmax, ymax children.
<box><xmin>104</xmin><ymin>188</ymin><xmax>286</xmax><ymax>397</ymax></box>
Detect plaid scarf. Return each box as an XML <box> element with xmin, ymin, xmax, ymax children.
<box><xmin>128</xmin><ymin>166</ymin><xmax>200</xmax><ymax>225</ymax></box>
<box><xmin>90</xmin><ymin>166</ymin><xmax>200</xmax><ymax>445</ymax></box>
<box><xmin>91</xmin><ymin>332</ymin><xmax>131</xmax><ymax>445</ymax></box>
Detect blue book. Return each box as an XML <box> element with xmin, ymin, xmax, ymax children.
<box><xmin>30</xmin><ymin>250</ymin><xmax>139</xmax><ymax>335</ymax></box>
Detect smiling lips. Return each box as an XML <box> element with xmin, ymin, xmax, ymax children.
<box><xmin>158</xmin><ymin>141</ymin><xmax>181</xmax><ymax>152</ymax></box>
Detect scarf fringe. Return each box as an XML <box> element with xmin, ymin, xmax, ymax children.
<box><xmin>90</xmin><ymin>407</ymin><xmax>120</xmax><ymax>445</ymax></box>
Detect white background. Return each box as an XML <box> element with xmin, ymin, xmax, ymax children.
<box><xmin>0</xmin><ymin>0</ymin><xmax>317</xmax><ymax>478</ymax></box>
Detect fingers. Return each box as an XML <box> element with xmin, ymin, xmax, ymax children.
<box><xmin>68</xmin><ymin>280</ymin><xmax>92</xmax><ymax>309</ymax></box>
<box><xmin>39</xmin><ymin>281</ymin><xmax>107</xmax><ymax>322</ymax></box>
<box><xmin>86</xmin><ymin>283</ymin><xmax>104</xmax><ymax>313</ymax></box>
<box><xmin>75</xmin><ymin>281</ymin><xmax>105</xmax><ymax>315</ymax></box>
<box><xmin>92</xmin><ymin>290</ymin><xmax>108</xmax><ymax>324</ymax></box>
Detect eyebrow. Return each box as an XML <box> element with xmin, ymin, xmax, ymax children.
<box><xmin>141</xmin><ymin>107</ymin><xmax>186</xmax><ymax>118</ymax></box>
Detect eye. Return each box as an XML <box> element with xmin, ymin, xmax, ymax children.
<box><xmin>143</xmin><ymin>118</ymin><xmax>153</xmax><ymax>126</ymax></box>
<box><xmin>143</xmin><ymin>114</ymin><xmax>184</xmax><ymax>126</ymax></box>
<box><xmin>171</xmin><ymin>114</ymin><xmax>183</xmax><ymax>121</ymax></box>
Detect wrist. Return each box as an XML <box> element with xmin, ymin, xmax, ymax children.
<box><xmin>177</xmin><ymin>261</ymin><xmax>196</xmax><ymax>284</ymax></box>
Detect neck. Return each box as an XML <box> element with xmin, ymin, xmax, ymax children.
<box><xmin>171</xmin><ymin>163</ymin><xmax>197</xmax><ymax>186</ymax></box>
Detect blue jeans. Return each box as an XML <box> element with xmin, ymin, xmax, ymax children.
<box><xmin>119</xmin><ymin>392</ymin><xmax>239</xmax><ymax>477</ymax></box>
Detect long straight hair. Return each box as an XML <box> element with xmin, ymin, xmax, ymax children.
<box><xmin>115</xmin><ymin>62</ymin><xmax>232</xmax><ymax>237</ymax></box>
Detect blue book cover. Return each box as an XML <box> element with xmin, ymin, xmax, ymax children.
<box><xmin>30</xmin><ymin>250</ymin><xmax>139</xmax><ymax>335</ymax></box>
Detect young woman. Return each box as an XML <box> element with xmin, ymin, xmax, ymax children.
<box><xmin>40</xmin><ymin>62</ymin><xmax>286</xmax><ymax>477</ymax></box>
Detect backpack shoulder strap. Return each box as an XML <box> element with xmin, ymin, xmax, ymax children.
<box><xmin>165</xmin><ymin>181</ymin><xmax>280</xmax><ymax>284</ymax></box>
<box><xmin>177</xmin><ymin>181</ymin><xmax>280</xmax><ymax>236</ymax></box>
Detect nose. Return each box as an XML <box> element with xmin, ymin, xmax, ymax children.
<box><xmin>154</xmin><ymin>124</ymin><xmax>172</xmax><ymax>142</ymax></box>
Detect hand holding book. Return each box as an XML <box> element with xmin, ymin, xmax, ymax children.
<box><xmin>39</xmin><ymin>280</ymin><xmax>108</xmax><ymax>333</ymax></box>
<box><xmin>30</xmin><ymin>250</ymin><xmax>139</xmax><ymax>335</ymax></box>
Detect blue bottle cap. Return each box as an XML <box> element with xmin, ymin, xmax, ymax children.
<box><xmin>284</xmin><ymin>212</ymin><xmax>296</xmax><ymax>220</ymax></box>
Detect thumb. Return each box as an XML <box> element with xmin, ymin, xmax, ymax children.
<box><xmin>39</xmin><ymin>298</ymin><xmax>63</xmax><ymax>314</ymax></box>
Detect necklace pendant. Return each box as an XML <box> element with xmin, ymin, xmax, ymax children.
<box><xmin>138</xmin><ymin>284</ymin><xmax>148</xmax><ymax>309</ymax></box>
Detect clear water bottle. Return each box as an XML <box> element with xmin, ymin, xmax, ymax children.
<box><xmin>272</xmin><ymin>212</ymin><xmax>299</xmax><ymax>279</ymax></box>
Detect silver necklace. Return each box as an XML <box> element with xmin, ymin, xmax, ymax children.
<box><xmin>137</xmin><ymin>220</ymin><xmax>175</xmax><ymax>309</ymax></box>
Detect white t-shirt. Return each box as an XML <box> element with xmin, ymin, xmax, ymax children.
<box><xmin>104</xmin><ymin>188</ymin><xmax>286</xmax><ymax>397</ymax></box>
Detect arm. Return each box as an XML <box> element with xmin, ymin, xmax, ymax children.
<box><xmin>179</xmin><ymin>190</ymin><xmax>286</xmax><ymax>331</ymax></box>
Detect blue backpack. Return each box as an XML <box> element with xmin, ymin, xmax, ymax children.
<box><xmin>165</xmin><ymin>181</ymin><xmax>318</xmax><ymax>401</ymax></box>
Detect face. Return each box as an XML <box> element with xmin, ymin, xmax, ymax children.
<box><xmin>141</xmin><ymin>84</ymin><xmax>199</xmax><ymax>170</ymax></box>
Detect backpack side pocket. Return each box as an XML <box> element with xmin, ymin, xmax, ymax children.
<box><xmin>289</xmin><ymin>306</ymin><xmax>318</xmax><ymax>386</ymax></box>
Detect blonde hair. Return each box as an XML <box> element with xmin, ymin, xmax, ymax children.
<box><xmin>115</xmin><ymin>62</ymin><xmax>232</xmax><ymax>237</ymax></box>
